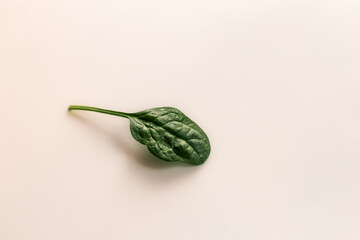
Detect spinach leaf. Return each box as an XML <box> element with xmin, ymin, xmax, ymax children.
<box><xmin>68</xmin><ymin>105</ymin><xmax>211</xmax><ymax>165</ymax></box>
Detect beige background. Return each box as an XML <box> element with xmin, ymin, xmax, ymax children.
<box><xmin>1</xmin><ymin>0</ymin><xmax>360</xmax><ymax>239</ymax></box>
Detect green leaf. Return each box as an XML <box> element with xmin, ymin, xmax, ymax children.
<box><xmin>68</xmin><ymin>105</ymin><xmax>211</xmax><ymax>165</ymax></box>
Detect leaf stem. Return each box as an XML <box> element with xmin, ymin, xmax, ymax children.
<box><xmin>68</xmin><ymin>105</ymin><xmax>131</xmax><ymax>118</ymax></box>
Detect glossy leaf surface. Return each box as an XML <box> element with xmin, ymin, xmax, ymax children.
<box><xmin>68</xmin><ymin>106</ymin><xmax>211</xmax><ymax>165</ymax></box>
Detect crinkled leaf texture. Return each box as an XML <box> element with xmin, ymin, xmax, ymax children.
<box><xmin>128</xmin><ymin>107</ymin><xmax>211</xmax><ymax>165</ymax></box>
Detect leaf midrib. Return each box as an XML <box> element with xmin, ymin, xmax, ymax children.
<box><xmin>133</xmin><ymin>114</ymin><xmax>204</xmax><ymax>160</ymax></box>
